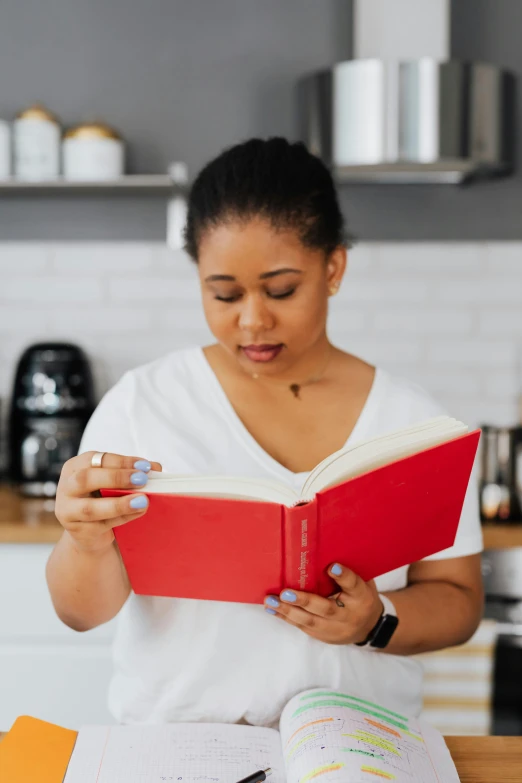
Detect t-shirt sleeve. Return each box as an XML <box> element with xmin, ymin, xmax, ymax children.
<box><xmin>79</xmin><ymin>371</ymin><xmax>138</xmax><ymax>458</ymax></box>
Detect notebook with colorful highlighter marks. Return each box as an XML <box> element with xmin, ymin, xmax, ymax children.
<box><xmin>1</xmin><ymin>689</ymin><xmax>460</xmax><ymax>782</ymax></box>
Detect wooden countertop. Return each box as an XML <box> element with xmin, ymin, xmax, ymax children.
<box><xmin>481</xmin><ymin>524</ymin><xmax>522</xmax><ymax>550</ymax></box>
<box><xmin>0</xmin><ymin>733</ymin><xmax>520</xmax><ymax>781</ymax></box>
<box><xmin>445</xmin><ymin>736</ymin><xmax>522</xmax><ymax>781</ymax></box>
<box><xmin>0</xmin><ymin>485</ymin><xmax>62</xmax><ymax>543</ymax></box>
<box><xmin>1</xmin><ymin>484</ymin><xmax>522</xmax><ymax>548</ymax></box>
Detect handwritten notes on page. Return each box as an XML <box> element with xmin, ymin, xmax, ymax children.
<box><xmin>279</xmin><ymin>689</ymin><xmax>460</xmax><ymax>783</ymax></box>
<box><xmin>61</xmin><ymin>690</ymin><xmax>460</xmax><ymax>783</ymax></box>
<box><xmin>63</xmin><ymin>723</ymin><xmax>285</xmax><ymax>783</ymax></box>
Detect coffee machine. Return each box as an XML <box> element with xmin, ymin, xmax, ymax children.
<box><xmin>8</xmin><ymin>342</ymin><xmax>95</xmax><ymax>496</ymax></box>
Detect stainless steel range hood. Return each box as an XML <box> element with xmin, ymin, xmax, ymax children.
<box><xmin>298</xmin><ymin>2</ymin><xmax>516</xmax><ymax>184</ymax></box>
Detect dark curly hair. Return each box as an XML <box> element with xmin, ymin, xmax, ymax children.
<box><xmin>184</xmin><ymin>137</ymin><xmax>350</xmax><ymax>261</ymax></box>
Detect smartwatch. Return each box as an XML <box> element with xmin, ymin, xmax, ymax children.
<box><xmin>355</xmin><ymin>594</ymin><xmax>398</xmax><ymax>649</ymax></box>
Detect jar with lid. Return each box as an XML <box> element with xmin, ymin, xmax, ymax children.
<box><xmin>62</xmin><ymin>122</ymin><xmax>124</xmax><ymax>180</ymax></box>
<box><xmin>13</xmin><ymin>104</ymin><xmax>61</xmax><ymax>180</ymax></box>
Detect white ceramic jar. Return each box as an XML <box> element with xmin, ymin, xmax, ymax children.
<box><xmin>13</xmin><ymin>104</ymin><xmax>61</xmax><ymax>180</ymax></box>
<box><xmin>62</xmin><ymin>123</ymin><xmax>124</xmax><ymax>180</ymax></box>
<box><xmin>0</xmin><ymin>120</ymin><xmax>11</xmax><ymax>179</ymax></box>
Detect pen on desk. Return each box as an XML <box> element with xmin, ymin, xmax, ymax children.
<box><xmin>234</xmin><ymin>768</ymin><xmax>272</xmax><ymax>783</ymax></box>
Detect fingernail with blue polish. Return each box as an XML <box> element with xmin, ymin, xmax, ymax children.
<box><xmin>265</xmin><ymin>607</ymin><xmax>277</xmax><ymax>615</ymax></box>
<box><xmin>266</xmin><ymin>596</ymin><xmax>280</xmax><ymax>608</ymax></box>
<box><xmin>130</xmin><ymin>495</ymin><xmax>148</xmax><ymax>509</ymax></box>
<box><xmin>331</xmin><ymin>563</ymin><xmax>342</xmax><ymax>576</ymax></box>
<box><xmin>281</xmin><ymin>590</ymin><xmax>297</xmax><ymax>602</ymax></box>
<box><xmin>130</xmin><ymin>471</ymin><xmax>148</xmax><ymax>486</ymax></box>
<box><xmin>133</xmin><ymin>460</ymin><xmax>151</xmax><ymax>472</ymax></box>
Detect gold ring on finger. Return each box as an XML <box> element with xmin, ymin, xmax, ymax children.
<box><xmin>91</xmin><ymin>452</ymin><xmax>106</xmax><ymax>468</ymax></box>
<box><xmin>335</xmin><ymin>594</ymin><xmax>345</xmax><ymax>608</ymax></box>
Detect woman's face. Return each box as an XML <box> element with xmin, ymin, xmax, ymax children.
<box><xmin>197</xmin><ymin>218</ymin><xmax>346</xmax><ymax>376</ymax></box>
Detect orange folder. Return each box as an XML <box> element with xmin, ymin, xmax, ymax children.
<box><xmin>0</xmin><ymin>715</ymin><xmax>77</xmax><ymax>783</ymax></box>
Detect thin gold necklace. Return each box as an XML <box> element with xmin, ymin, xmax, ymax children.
<box><xmin>250</xmin><ymin>348</ymin><xmax>333</xmax><ymax>400</ymax></box>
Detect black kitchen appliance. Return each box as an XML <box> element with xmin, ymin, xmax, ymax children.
<box><xmin>8</xmin><ymin>342</ymin><xmax>95</xmax><ymax>496</ymax></box>
<box><xmin>479</xmin><ymin>425</ymin><xmax>522</xmax><ymax>523</ymax></box>
<box><xmin>482</xmin><ymin>548</ymin><xmax>522</xmax><ymax>735</ymax></box>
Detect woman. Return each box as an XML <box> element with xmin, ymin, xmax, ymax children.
<box><xmin>46</xmin><ymin>137</ymin><xmax>483</xmax><ymax>728</ymax></box>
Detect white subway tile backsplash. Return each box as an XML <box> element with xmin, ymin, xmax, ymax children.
<box><xmin>448</xmin><ymin>399</ymin><xmax>520</xmax><ymax>429</ymax></box>
<box><xmin>160</xmin><ymin>308</ymin><xmax>214</xmax><ymax>334</ymax></box>
<box><xmin>346</xmin><ymin>244</ymin><xmax>376</xmax><ymax>274</ymax></box>
<box><xmin>479</xmin><ymin>310</ymin><xmax>522</xmax><ymax>336</ymax></box>
<box><xmin>2</xmin><ymin>277</ymin><xmax>102</xmax><ymax>303</ymax></box>
<box><xmin>407</xmin><ymin>369</ymin><xmax>482</xmax><ymax>397</ymax></box>
<box><xmin>150</xmin><ymin>245</ymin><xmax>199</xmax><ymax>273</ymax></box>
<box><xmin>109</xmin><ymin>277</ymin><xmax>201</xmax><ymax>302</ymax></box>
<box><xmin>374</xmin><ymin>243</ymin><xmax>485</xmax><ymax>274</ymax></box>
<box><xmin>485</xmin><ymin>242</ymin><xmax>522</xmax><ymax>274</ymax></box>
<box><xmin>373</xmin><ymin>309</ymin><xmax>473</xmax><ymax>335</ymax></box>
<box><xmin>0</xmin><ymin>244</ymin><xmax>50</xmax><ymax>272</ymax></box>
<box><xmin>428</xmin><ymin>340</ymin><xmax>516</xmax><ymax>367</ymax></box>
<box><xmin>345</xmin><ymin>337</ymin><xmax>422</xmax><ymax>365</ymax></box>
<box><xmin>327</xmin><ymin>307</ymin><xmax>368</xmax><ymax>334</ymax></box>
<box><xmin>1</xmin><ymin>241</ymin><xmax>521</xmax><ymax>431</ymax></box>
<box><xmin>482</xmin><ymin>371</ymin><xmax>522</xmax><ymax>399</ymax></box>
<box><xmin>48</xmin><ymin>308</ymin><xmax>153</xmax><ymax>333</ymax></box>
<box><xmin>51</xmin><ymin>243</ymin><xmax>153</xmax><ymax>273</ymax></box>
<box><xmin>100</xmin><ymin>334</ymin><xmax>201</xmax><ymax>370</ymax></box>
<box><xmin>434</xmin><ymin>279</ymin><xmax>522</xmax><ymax>304</ymax></box>
<box><xmin>0</xmin><ymin>308</ymin><xmax>51</xmax><ymax>332</ymax></box>
<box><xmin>343</xmin><ymin>279</ymin><xmax>429</xmax><ymax>303</ymax></box>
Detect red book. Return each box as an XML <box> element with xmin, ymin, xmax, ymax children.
<box><xmin>104</xmin><ymin>419</ymin><xmax>480</xmax><ymax>604</ymax></box>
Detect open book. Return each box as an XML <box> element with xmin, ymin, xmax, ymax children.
<box><xmin>106</xmin><ymin>417</ymin><xmax>480</xmax><ymax>603</ymax></box>
<box><xmin>63</xmin><ymin>688</ymin><xmax>460</xmax><ymax>783</ymax></box>
<box><xmin>141</xmin><ymin>415</ymin><xmax>469</xmax><ymax>505</ymax></box>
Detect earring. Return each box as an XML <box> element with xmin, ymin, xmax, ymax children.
<box><xmin>328</xmin><ymin>282</ymin><xmax>340</xmax><ymax>296</ymax></box>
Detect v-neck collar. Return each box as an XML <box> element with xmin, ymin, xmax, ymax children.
<box><xmin>194</xmin><ymin>346</ymin><xmax>384</xmax><ymax>485</ymax></box>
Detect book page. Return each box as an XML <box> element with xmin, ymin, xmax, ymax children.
<box><xmin>301</xmin><ymin>417</ymin><xmax>468</xmax><ymax>500</ymax></box>
<box><xmin>279</xmin><ymin>689</ymin><xmax>460</xmax><ymax>783</ymax></box>
<box><xmin>63</xmin><ymin>723</ymin><xmax>285</xmax><ymax>783</ymax></box>
<box><xmin>145</xmin><ymin>472</ymin><xmax>298</xmax><ymax>506</ymax></box>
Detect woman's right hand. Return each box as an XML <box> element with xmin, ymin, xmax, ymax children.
<box><xmin>55</xmin><ymin>452</ymin><xmax>162</xmax><ymax>554</ymax></box>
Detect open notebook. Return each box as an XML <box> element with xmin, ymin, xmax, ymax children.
<box><xmin>62</xmin><ymin>688</ymin><xmax>460</xmax><ymax>783</ymax></box>
<box><xmin>141</xmin><ymin>415</ymin><xmax>469</xmax><ymax>505</ymax></box>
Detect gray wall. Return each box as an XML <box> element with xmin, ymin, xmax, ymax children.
<box><xmin>1</xmin><ymin>0</ymin><xmax>522</xmax><ymax>241</ymax></box>
<box><xmin>0</xmin><ymin>0</ymin><xmax>351</xmax><ymax>240</ymax></box>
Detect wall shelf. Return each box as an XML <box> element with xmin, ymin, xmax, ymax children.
<box><xmin>0</xmin><ymin>175</ymin><xmax>175</xmax><ymax>196</ymax></box>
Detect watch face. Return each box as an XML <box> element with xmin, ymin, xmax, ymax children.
<box><xmin>370</xmin><ymin>614</ymin><xmax>399</xmax><ymax>649</ymax></box>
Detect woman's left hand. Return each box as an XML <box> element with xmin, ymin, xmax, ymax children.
<box><xmin>264</xmin><ymin>563</ymin><xmax>384</xmax><ymax>645</ymax></box>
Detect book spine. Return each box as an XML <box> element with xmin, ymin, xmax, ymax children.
<box><xmin>283</xmin><ymin>498</ymin><xmax>318</xmax><ymax>593</ymax></box>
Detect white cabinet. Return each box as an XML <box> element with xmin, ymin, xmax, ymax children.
<box><xmin>0</xmin><ymin>544</ymin><xmax>117</xmax><ymax>730</ymax></box>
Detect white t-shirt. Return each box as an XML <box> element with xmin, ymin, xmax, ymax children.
<box><xmin>79</xmin><ymin>346</ymin><xmax>482</xmax><ymax>727</ymax></box>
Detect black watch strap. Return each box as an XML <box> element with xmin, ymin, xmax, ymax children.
<box><xmin>355</xmin><ymin>595</ymin><xmax>399</xmax><ymax>649</ymax></box>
